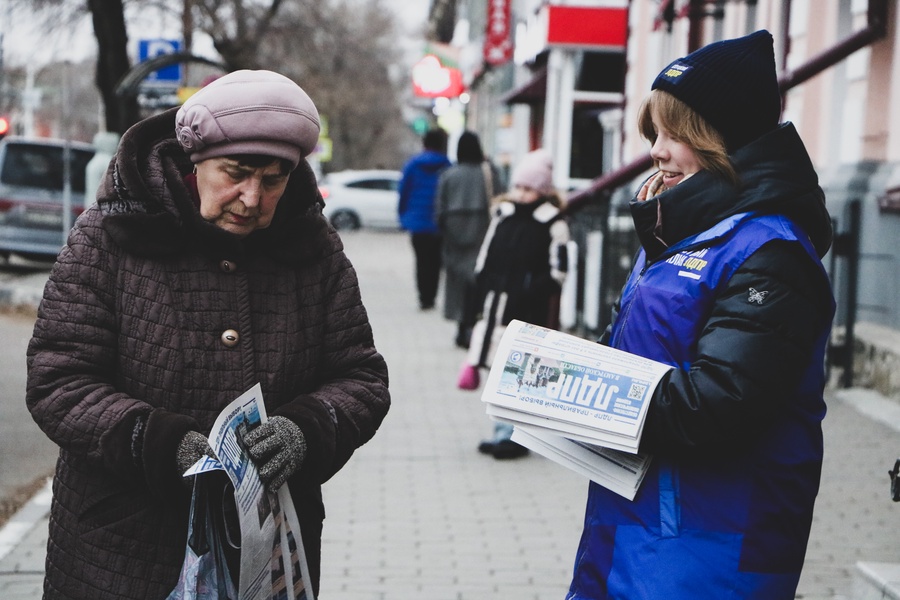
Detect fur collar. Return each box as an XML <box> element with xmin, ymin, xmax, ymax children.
<box><xmin>494</xmin><ymin>197</ymin><xmax>561</xmax><ymax>223</ymax></box>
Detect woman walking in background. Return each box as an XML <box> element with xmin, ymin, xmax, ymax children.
<box><xmin>398</xmin><ymin>128</ymin><xmax>451</xmax><ymax>310</ymax></box>
<box><xmin>436</xmin><ymin>131</ymin><xmax>502</xmax><ymax>348</ymax></box>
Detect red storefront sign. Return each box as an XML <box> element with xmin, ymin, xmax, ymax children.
<box><xmin>412</xmin><ymin>54</ymin><xmax>465</xmax><ymax>98</ymax></box>
<box><xmin>545</xmin><ymin>5</ymin><xmax>628</xmax><ymax>49</ymax></box>
<box><xmin>484</xmin><ymin>0</ymin><xmax>513</xmax><ymax>66</ymax></box>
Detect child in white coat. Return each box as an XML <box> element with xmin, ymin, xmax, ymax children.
<box><xmin>458</xmin><ymin>149</ymin><xmax>570</xmax><ymax>459</ymax></box>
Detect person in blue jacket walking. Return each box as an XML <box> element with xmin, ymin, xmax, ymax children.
<box><xmin>398</xmin><ymin>128</ymin><xmax>451</xmax><ymax>310</ymax></box>
<box><xmin>567</xmin><ymin>30</ymin><xmax>835</xmax><ymax>599</ymax></box>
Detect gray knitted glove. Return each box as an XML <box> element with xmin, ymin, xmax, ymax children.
<box><xmin>242</xmin><ymin>416</ymin><xmax>307</xmax><ymax>492</ymax></box>
<box><xmin>176</xmin><ymin>430</ymin><xmax>214</xmax><ymax>476</ymax></box>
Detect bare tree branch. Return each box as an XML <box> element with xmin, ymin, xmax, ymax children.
<box><xmin>8</xmin><ymin>0</ymin><xmax>416</xmax><ymax>167</ymax></box>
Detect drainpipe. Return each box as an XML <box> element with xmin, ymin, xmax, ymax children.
<box><xmin>781</xmin><ymin>0</ymin><xmax>792</xmax><ymax>71</ymax></box>
<box><xmin>543</xmin><ymin>49</ymin><xmax>564</xmax><ymax>170</ymax></box>
<box><xmin>835</xmin><ymin>200</ymin><xmax>862</xmax><ymax>388</ymax></box>
<box><xmin>565</xmin><ymin>0</ymin><xmax>889</xmax><ymax>213</ymax></box>
<box><xmin>687</xmin><ymin>0</ymin><xmax>706</xmax><ymax>52</ymax></box>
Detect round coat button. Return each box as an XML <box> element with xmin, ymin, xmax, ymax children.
<box><xmin>221</xmin><ymin>329</ymin><xmax>240</xmax><ymax>347</ymax></box>
<box><xmin>219</xmin><ymin>260</ymin><xmax>237</xmax><ymax>273</ymax></box>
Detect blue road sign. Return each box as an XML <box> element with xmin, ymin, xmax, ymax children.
<box><xmin>138</xmin><ymin>39</ymin><xmax>182</xmax><ymax>83</ymax></box>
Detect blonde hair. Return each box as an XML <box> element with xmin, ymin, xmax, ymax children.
<box><xmin>637</xmin><ymin>90</ymin><xmax>739</xmax><ymax>185</ymax></box>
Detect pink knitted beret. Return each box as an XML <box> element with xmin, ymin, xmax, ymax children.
<box><xmin>511</xmin><ymin>149</ymin><xmax>554</xmax><ymax>195</ymax></box>
<box><xmin>175</xmin><ymin>69</ymin><xmax>320</xmax><ymax>170</ymax></box>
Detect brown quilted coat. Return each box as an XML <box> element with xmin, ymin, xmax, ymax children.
<box><xmin>25</xmin><ymin>108</ymin><xmax>390</xmax><ymax>599</ymax></box>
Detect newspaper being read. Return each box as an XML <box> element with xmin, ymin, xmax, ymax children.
<box><xmin>481</xmin><ymin>320</ymin><xmax>672</xmax><ymax>500</ymax></box>
<box><xmin>184</xmin><ymin>383</ymin><xmax>314</xmax><ymax>600</ymax></box>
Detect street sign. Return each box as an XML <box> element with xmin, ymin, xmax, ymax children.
<box><xmin>138</xmin><ymin>39</ymin><xmax>182</xmax><ymax>84</ymax></box>
<box><xmin>484</xmin><ymin>0</ymin><xmax>513</xmax><ymax>66</ymax></box>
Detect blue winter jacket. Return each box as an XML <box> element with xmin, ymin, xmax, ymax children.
<box><xmin>398</xmin><ymin>150</ymin><xmax>451</xmax><ymax>234</ymax></box>
<box><xmin>567</xmin><ymin>124</ymin><xmax>835</xmax><ymax>600</ymax></box>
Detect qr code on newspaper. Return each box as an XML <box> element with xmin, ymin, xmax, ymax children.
<box><xmin>627</xmin><ymin>383</ymin><xmax>647</xmax><ymax>400</ymax></box>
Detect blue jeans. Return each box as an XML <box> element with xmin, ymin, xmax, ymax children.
<box><xmin>491</xmin><ymin>421</ymin><xmax>514</xmax><ymax>442</ymax></box>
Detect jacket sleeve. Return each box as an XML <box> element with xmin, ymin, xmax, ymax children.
<box><xmin>490</xmin><ymin>163</ymin><xmax>503</xmax><ymax>196</ymax></box>
<box><xmin>549</xmin><ymin>219</ymin><xmax>570</xmax><ymax>285</ymax></box>
<box><xmin>435</xmin><ymin>172</ymin><xmax>448</xmax><ymax>231</ymax></box>
<box><xmin>639</xmin><ymin>239</ymin><xmax>834</xmax><ymax>454</ymax></box>
<box><xmin>397</xmin><ymin>161</ymin><xmax>415</xmax><ymax>216</ymax></box>
<box><xmin>271</xmin><ymin>235</ymin><xmax>390</xmax><ymax>486</ymax></box>
<box><xmin>26</xmin><ymin>213</ymin><xmax>199</xmax><ymax>498</ymax></box>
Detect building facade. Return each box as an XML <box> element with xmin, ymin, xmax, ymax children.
<box><xmin>433</xmin><ymin>0</ymin><xmax>900</xmax><ymax>398</ymax></box>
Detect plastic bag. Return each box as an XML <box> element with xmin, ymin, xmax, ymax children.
<box><xmin>166</xmin><ymin>475</ymin><xmax>239</xmax><ymax>600</ymax></box>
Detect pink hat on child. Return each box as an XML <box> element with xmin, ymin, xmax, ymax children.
<box><xmin>175</xmin><ymin>69</ymin><xmax>320</xmax><ymax>170</ymax></box>
<box><xmin>511</xmin><ymin>149</ymin><xmax>554</xmax><ymax>195</ymax></box>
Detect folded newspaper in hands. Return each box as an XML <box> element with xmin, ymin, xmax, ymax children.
<box><xmin>184</xmin><ymin>383</ymin><xmax>314</xmax><ymax>600</ymax></box>
<box><xmin>480</xmin><ymin>320</ymin><xmax>672</xmax><ymax>500</ymax></box>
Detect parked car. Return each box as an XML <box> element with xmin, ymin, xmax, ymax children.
<box><xmin>0</xmin><ymin>137</ymin><xmax>95</xmax><ymax>261</ymax></box>
<box><xmin>319</xmin><ymin>169</ymin><xmax>402</xmax><ymax>230</ymax></box>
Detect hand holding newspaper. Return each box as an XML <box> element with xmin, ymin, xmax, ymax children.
<box><xmin>183</xmin><ymin>383</ymin><xmax>315</xmax><ymax>600</ymax></box>
<box><xmin>480</xmin><ymin>320</ymin><xmax>673</xmax><ymax>500</ymax></box>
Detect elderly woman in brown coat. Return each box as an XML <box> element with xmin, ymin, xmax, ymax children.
<box><xmin>26</xmin><ymin>70</ymin><xmax>390</xmax><ymax>600</ymax></box>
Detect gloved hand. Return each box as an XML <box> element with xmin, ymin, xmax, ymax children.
<box><xmin>241</xmin><ymin>416</ymin><xmax>307</xmax><ymax>492</ymax></box>
<box><xmin>176</xmin><ymin>430</ymin><xmax>214</xmax><ymax>476</ymax></box>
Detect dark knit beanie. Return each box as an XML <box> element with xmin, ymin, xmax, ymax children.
<box><xmin>651</xmin><ymin>30</ymin><xmax>781</xmax><ymax>152</ymax></box>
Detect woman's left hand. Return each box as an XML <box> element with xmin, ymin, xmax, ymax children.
<box><xmin>637</xmin><ymin>171</ymin><xmax>667</xmax><ymax>201</ymax></box>
<box><xmin>242</xmin><ymin>416</ymin><xmax>307</xmax><ymax>491</ymax></box>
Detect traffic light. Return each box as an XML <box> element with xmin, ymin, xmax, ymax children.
<box><xmin>0</xmin><ymin>117</ymin><xmax>9</xmax><ymax>139</ymax></box>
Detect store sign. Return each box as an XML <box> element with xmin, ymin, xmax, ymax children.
<box><xmin>545</xmin><ymin>5</ymin><xmax>628</xmax><ymax>49</ymax></box>
<box><xmin>484</xmin><ymin>0</ymin><xmax>513</xmax><ymax>66</ymax></box>
<box><xmin>412</xmin><ymin>54</ymin><xmax>465</xmax><ymax>98</ymax></box>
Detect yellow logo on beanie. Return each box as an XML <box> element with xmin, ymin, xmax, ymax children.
<box><xmin>662</xmin><ymin>63</ymin><xmax>691</xmax><ymax>80</ymax></box>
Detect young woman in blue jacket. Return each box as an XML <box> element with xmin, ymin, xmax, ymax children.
<box><xmin>567</xmin><ymin>30</ymin><xmax>835</xmax><ymax>599</ymax></box>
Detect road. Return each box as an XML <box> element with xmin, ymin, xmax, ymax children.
<box><xmin>0</xmin><ymin>302</ymin><xmax>58</xmax><ymax>525</ymax></box>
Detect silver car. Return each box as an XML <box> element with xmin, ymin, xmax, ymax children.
<box><xmin>0</xmin><ymin>137</ymin><xmax>95</xmax><ymax>260</ymax></box>
<box><xmin>319</xmin><ymin>169</ymin><xmax>402</xmax><ymax>231</ymax></box>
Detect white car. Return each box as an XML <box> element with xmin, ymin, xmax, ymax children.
<box><xmin>318</xmin><ymin>169</ymin><xmax>402</xmax><ymax>230</ymax></box>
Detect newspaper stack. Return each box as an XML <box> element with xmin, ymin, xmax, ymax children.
<box><xmin>480</xmin><ymin>320</ymin><xmax>672</xmax><ymax>500</ymax></box>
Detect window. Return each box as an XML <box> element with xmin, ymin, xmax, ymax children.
<box><xmin>347</xmin><ymin>178</ymin><xmax>399</xmax><ymax>191</ymax></box>
<box><xmin>1</xmin><ymin>143</ymin><xmax>94</xmax><ymax>194</ymax></box>
<box><xmin>576</xmin><ymin>52</ymin><xmax>625</xmax><ymax>93</ymax></box>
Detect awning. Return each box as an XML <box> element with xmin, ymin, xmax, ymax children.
<box><xmin>501</xmin><ymin>68</ymin><xmax>547</xmax><ymax>105</ymax></box>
